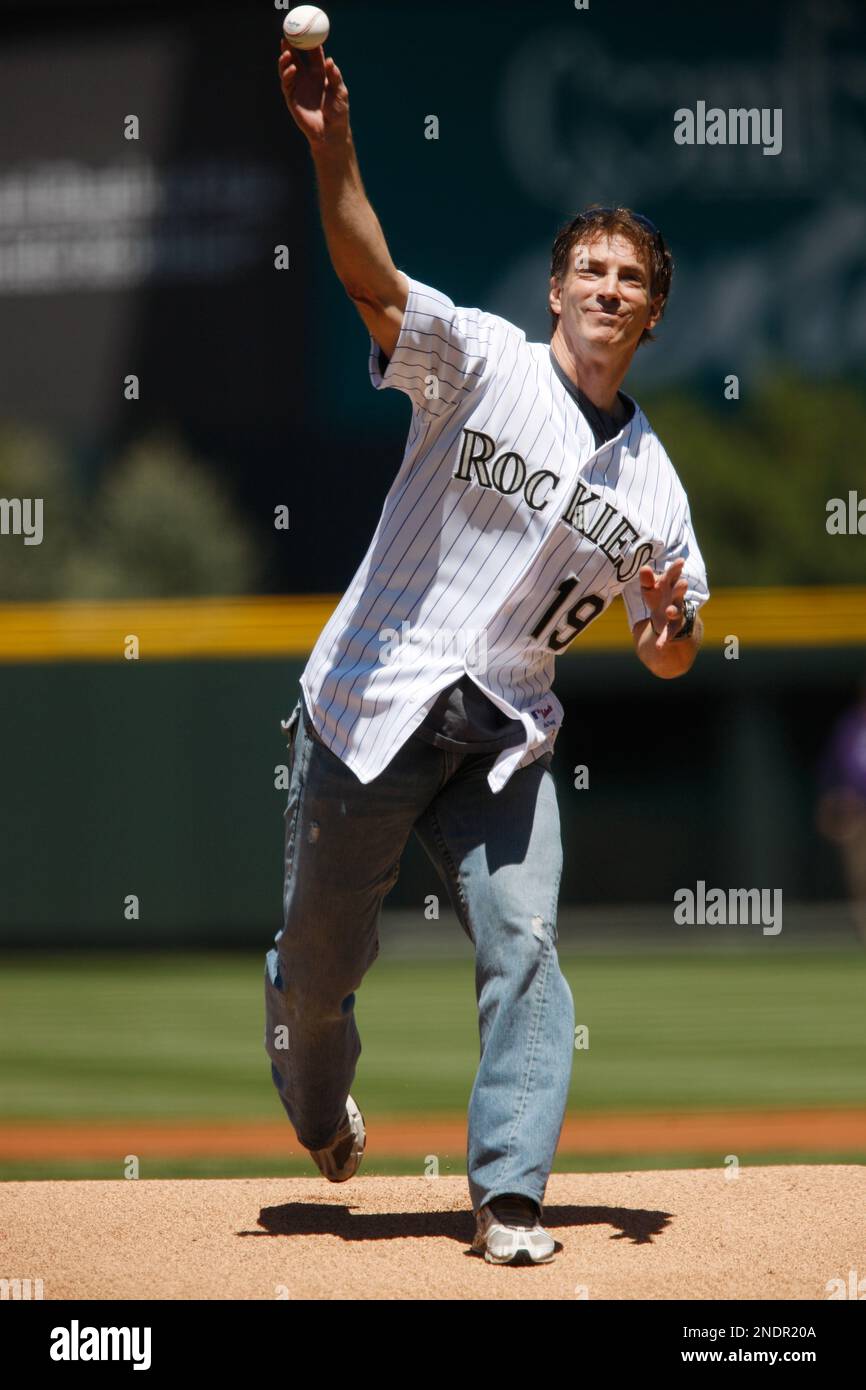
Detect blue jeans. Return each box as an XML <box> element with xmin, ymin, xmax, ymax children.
<box><xmin>264</xmin><ymin>694</ymin><xmax>575</xmax><ymax>1215</ymax></box>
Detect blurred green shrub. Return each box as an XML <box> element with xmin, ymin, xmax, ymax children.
<box><xmin>0</xmin><ymin>424</ymin><xmax>81</xmax><ymax>599</ymax></box>
<box><xmin>65</xmin><ymin>432</ymin><xmax>261</xmax><ymax>598</ymax></box>
<box><xmin>642</xmin><ymin>375</ymin><xmax>866</xmax><ymax>586</ymax></box>
<box><xmin>0</xmin><ymin>427</ymin><xmax>262</xmax><ymax>600</ymax></box>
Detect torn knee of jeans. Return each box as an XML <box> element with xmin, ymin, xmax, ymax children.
<box><xmin>531</xmin><ymin>914</ymin><xmax>549</xmax><ymax>941</ymax></box>
<box><xmin>307</xmin><ymin>820</ymin><xmax>320</xmax><ymax>844</ymax></box>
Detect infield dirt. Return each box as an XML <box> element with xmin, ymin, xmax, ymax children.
<box><xmin>3</xmin><ymin>1165</ymin><xmax>863</xmax><ymax>1299</ymax></box>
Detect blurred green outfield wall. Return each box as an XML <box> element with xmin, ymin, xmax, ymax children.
<box><xmin>0</xmin><ymin>643</ymin><xmax>862</xmax><ymax>945</ymax></box>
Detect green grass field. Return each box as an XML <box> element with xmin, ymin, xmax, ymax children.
<box><xmin>0</xmin><ymin>1151</ymin><xmax>860</xmax><ymax>1183</ymax></box>
<box><xmin>1</xmin><ymin>950</ymin><xmax>864</xmax><ymax>1178</ymax></box>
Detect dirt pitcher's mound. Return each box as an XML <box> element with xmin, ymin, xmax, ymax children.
<box><xmin>2</xmin><ymin>1167</ymin><xmax>863</xmax><ymax>1300</ymax></box>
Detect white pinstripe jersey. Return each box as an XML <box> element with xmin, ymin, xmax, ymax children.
<box><xmin>298</xmin><ymin>273</ymin><xmax>710</xmax><ymax>794</ymax></box>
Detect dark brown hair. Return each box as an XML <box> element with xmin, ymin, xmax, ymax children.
<box><xmin>548</xmin><ymin>205</ymin><xmax>674</xmax><ymax>346</ymax></box>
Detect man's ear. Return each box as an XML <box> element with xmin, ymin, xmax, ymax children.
<box><xmin>548</xmin><ymin>274</ymin><xmax>562</xmax><ymax>318</ymax></box>
<box><xmin>645</xmin><ymin>292</ymin><xmax>665</xmax><ymax>332</ymax></box>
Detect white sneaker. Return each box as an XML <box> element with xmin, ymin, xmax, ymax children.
<box><xmin>471</xmin><ymin>1192</ymin><xmax>556</xmax><ymax>1265</ymax></box>
<box><xmin>307</xmin><ymin>1095</ymin><xmax>366</xmax><ymax>1182</ymax></box>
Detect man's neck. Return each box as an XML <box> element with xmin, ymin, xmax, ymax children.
<box><xmin>550</xmin><ymin>332</ymin><xmax>631</xmax><ymax>417</ymax></box>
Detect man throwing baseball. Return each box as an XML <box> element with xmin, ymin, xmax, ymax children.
<box><xmin>265</xmin><ymin>36</ymin><xmax>709</xmax><ymax>1266</ymax></box>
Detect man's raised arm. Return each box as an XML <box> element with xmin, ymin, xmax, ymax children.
<box><xmin>278</xmin><ymin>39</ymin><xmax>407</xmax><ymax>359</ymax></box>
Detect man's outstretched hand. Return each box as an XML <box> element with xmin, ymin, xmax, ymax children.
<box><xmin>278</xmin><ymin>37</ymin><xmax>349</xmax><ymax>147</ymax></box>
<box><xmin>638</xmin><ymin>557</ymin><xmax>689</xmax><ymax>650</ymax></box>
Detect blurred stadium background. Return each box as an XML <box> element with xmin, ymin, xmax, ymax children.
<box><xmin>1</xmin><ymin>0</ymin><xmax>864</xmax><ymax>1180</ymax></box>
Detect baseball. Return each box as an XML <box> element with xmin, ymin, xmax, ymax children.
<box><xmin>282</xmin><ymin>6</ymin><xmax>330</xmax><ymax>50</ymax></box>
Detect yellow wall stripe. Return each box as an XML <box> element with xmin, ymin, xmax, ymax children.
<box><xmin>0</xmin><ymin>588</ymin><xmax>863</xmax><ymax>662</ymax></box>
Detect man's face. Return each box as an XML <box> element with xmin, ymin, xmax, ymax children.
<box><xmin>549</xmin><ymin>231</ymin><xmax>663</xmax><ymax>354</ymax></box>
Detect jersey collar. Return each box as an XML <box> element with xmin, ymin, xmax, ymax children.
<box><xmin>547</xmin><ymin>345</ymin><xmax>637</xmax><ymax>433</ymax></box>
